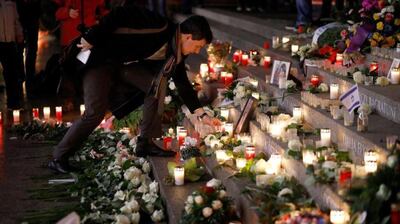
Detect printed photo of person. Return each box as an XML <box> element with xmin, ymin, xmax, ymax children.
<box><xmin>270</xmin><ymin>60</ymin><xmax>290</xmax><ymax>85</ymax></box>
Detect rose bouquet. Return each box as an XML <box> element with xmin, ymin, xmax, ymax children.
<box><xmin>180</xmin><ymin>179</ymin><xmax>237</xmax><ymax>224</ymax></box>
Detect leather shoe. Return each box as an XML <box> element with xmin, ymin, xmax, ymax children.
<box><xmin>135</xmin><ymin>137</ymin><xmax>176</xmax><ymax>157</ymax></box>
<box><xmin>48</xmin><ymin>159</ymin><xmax>70</xmax><ymax>174</ymax></box>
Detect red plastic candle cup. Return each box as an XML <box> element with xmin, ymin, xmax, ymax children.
<box><xmin>178</xmin><ymin>129</ymin><xmax>187</xmax><ymax>147</ymax></box>
<box><xmin>224</xmin><ymin>73</ymin><xmax>233</xmax><ymax>87</ymax></box>
<box><xmin>163</xmin><ymin>136</ymin><xmax>172</xmax><ymax>151</ymax></box>
<box><xmin>245</xmin><ymin>146</ymin><xmax>256</xmax><ymax>160</ymax></box>
<box><xmin>233</xmin><ymin>51</ymin><xmax>241</xmax><ymax>63</ymax></box>
<box><xmin>241</xmin><ymin>54</ymin><xmax>249</xmax><ymax>66</ymax></box>
<box><xmin>32</xmin><ymin>108</ymin><xmax>39</xmax><ymax>119</ymax></box>
<box><xmin>56</xmin><ymin>106</ymin><xmax>62</xmax><ymax>122</ymax></box>
<box><xmin>339</xmin><ymin>167</ymin><xmax>352</xmax><ymax>186</ymax></box>
<box><xmin>310</xmin><ymin>75</ymin><xmax>320</xmax><ymax>87</ymax></box>
<box><xmin>263</xmin><ymin>56</ymin><xmax>271</xmax><ymax>68</ymax></box>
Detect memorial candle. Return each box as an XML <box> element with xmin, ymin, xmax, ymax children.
<box><xmin>241</xmin><ymin>54</ymin><xmax>249</xmax><ymax>66</ymax></box>
<box><xmin>292</xmin><ymin>106</ymin><xmax>302</xmax><ymax>123</ymax></box>
<box><xmin>220</xmin><ymin>71</ymin><xmax>227</xmax><ymax>83</ymax></box>
<box><xmin>282</xmin><ymin>36</ymin><xmax>290</xmax><ymax>48</ymax></box>
<box><xmin>233</xmin><ymin>50</ymin><xmax>241</xmax><ymax>63</ymax></box>
<box><xmin>269</xmin><ymin>154</ymin><xmax>282</xmax><ymax>174</ymax></box>
<box><xmin>370</xmin><ymin>61</ymin><xmax>379</xmax><ymax>73</ymax></box>
<box><xmin>13</xmin><ymin>110</ymin><xmax>20</xmax><ymax>124</ymax></box>
<box><xmin>310</xmin><ymin>75</ymin><xmax>320</xmax><ymax>87</ymax></box>
<box><xmin>320</xmin><ymin>128</ymin><xmax>331</xmax><ymax>147</ymax></box>
<box><xmin>32</xmin><ymin>108</ymin><xmax>39</xmax><ymax>119</ymax></box>
<box><xmin>245</xmin><ymin>146</ymin><xmax>256</xmax><ymax>160</ymax></box>
<box><xmin>364</xmin><ymin>150</ymin><xmax>378</xmax><ymax>173</ymax></box>
<box><xmin>263</xmin><ymin>56</ymin><xmax>271</xmax><ymax>68</ymax></box>
<box><xmin>178</xmin><ymin>129</ymin><xmax>187</xmax><ymax>147</ymax></box>
<box><xmin>215</xmin><ymin>150</ymin><xmax>229</xmax><ymax>163</ymax></box>
<box><xmin>291</xmin><ymin>44</ymin><xmax>299</xmax><ymax>56</ymax></box>
<box><xmin>302</xmin><ymin>150</ymin><xmax>316</xmax><ymax>166</ymax></box>
<box><xmin>330</xmin><ymin>83</ymin><xmax>339</xmax><ymax>100</ymax></box>
<box><xmin>224</xmin><ymin>73</ymin><xmax>233</xmax><ymax>87</ymax></box>
<box><xmin>174</xmin><ymin>166</ymin><xmax>185</xmax><ymax>185</ymax></box>
<box><xmin>200</xmin><ymin>63</ymin><xmax>209</xmax><ymax>78</ymax></box>
<box><xmin>330</xmin><ymin>210</ymin><xmax>348</xmax><ymax>224</ymax></box>
<box><xmin>56</xmin><ymin>106</ymin><xmax>62</xmax><ymax>122</ymax></box>
<box><xmin>163</xmin><ymin>136</ymin><xmax>172</xmax><ymax>150</ymax></box>
<box><xmin>80</xmin><ymin>104</ymin><xmax>85</xmax><ymax>115</ymax></box>
<box><xmin>43</xmin><ymin>107</ymin><xmax>51</xmax><ymax>120</ymax></box>
<box><xmin>390</xmin><ymin>68</ymin><xmax>400</xmax><ymax>84</ymax></box>
<box><xmin>272</xmin><ymin>36</ymin><xmax>280</xmax><ymax>48</ymax></box>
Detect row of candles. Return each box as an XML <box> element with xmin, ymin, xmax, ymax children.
<box><xmin>200</xmin><ymin>63</ymin><xmax>234</xmax><ymax>87</ymax></box>
<box><xmin>232</xmin><ymin>50</ymin><xmax>272</xmax><ymax>68</ymax></box>
<box><xmin>10</xmin><ymin>105</ymin><xmax>86</xmax><ymax>124</ymax></box>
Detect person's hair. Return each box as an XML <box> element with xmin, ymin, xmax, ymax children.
<box><xmin>180</xmin><ymin>15</ymin><xmax>213</xmax><ymax>44</ymax></box>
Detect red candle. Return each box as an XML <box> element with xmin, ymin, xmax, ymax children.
<box><xmin>245</xmin><ymin>146</ymin><xmax>256</xmax><ymax>160</ymax></box>
<box><xmin>310</xmin><ymin>75</ymin><xmax>320</xmax><ymax>87</ymax></box>
<box><xmin>370</xmin><ymin>61</ymin><xmax>379</xmax><ymax>73</ymax></box>
<box><xmin>224</xmin><ymin>73</ymin><xmax>233</xmax><ymax>87</ymax></box>
<box><xmin>391</xmin><ymin>204</ymin><xmax>400</xmax><ymax>224</ymax></box>
<box><xmin>56</xmin><ymin>106</ymin><xmax>62</xmax><ymax>122</ymax></box>
<box><xmin>241</xmin><ymin>54</ymin><xmax>249</xmax><ymax>66</ymax></box>
<box><xmin>263</xmin><ymin>56</ymin><xmax>271</xmax><ymax>68</ymax></box>
<box><xmin>178</xmin><ymin>129</ymin><xmax>187</xmax><ymax>147</ymax></box>
<box><xmin>0</xmin><ymin>112</ymin><xmax>2</xmax><ymax>124</ymax></box>
<box><xmin>339</xmin><ymin>167</ymin><xmax>352</xmax><ymax>187</ymax></box>
<box><xmin>32</xmin><ymin>108</ymin><xmax>39</xmax><ymax>119</ymax></box>
<box><xmin>163</xmin><ymin>136</ymin><xmax>172</xmax><ymax>151</ymax></box>
<box><xmin>233</xmin><ymin>51</ymin><xmax>241</xmax><ymax>63</ymax></box>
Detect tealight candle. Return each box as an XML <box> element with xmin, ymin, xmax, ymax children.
<box><xmin>263</xmin><ymin>56</ymin><xmax>271</xmax><ymax>68</ymax></box>
<box><xmin>80</xmin><ymin>104</ymin><xmax>85</xmax><ymax>115</ymax></box>
<box><xmin>291</xmin><ymin>44</ymin><xmax>299</xmax><ymax>56</ymax></box>
<box><xmin>269</xmin><ymin>154</ymin><xmax>282</xmax><ymax>174</ymax></box>
<box><xmin>292</xmin><ymin>106</ymin><xmax>302</xmax><ymax>123</ymax></box>
<box><xmin>302</xmin><ymin>150</ymin><xmax>316</xmax><ymax>166</ymax></box>
<box><xmin>330</xmin><ymin>210</ymin><xmax>348</xmax><ymax>224</ymax></box>
<box><xmin>245</xmin><ymin>146</ymin><xmax>256</xmax><ymax>160</ymax></box>
<box><xmin>56</xmin><ymin>106</ymin><xmax>62</xmax><ymax>122</ymax></box>
<box><xmin>390</xmin><ymin>68</ymin><xmax>400</xmax><ymax>84</ymax></box>
<box><xmin>224</xmin><ymin>73</ymin><xmax>233</xmax><ymax>87</ymax></box>
<box><xmin>220</xmin><ymin>108</ymin><xmax>229</xmax><ymax>121</ymax></box>
<box><xmin>224</xmin><ymin>123</ymin><xmax>234</xmax><ymax>136</ymax></box>
<box><xmin>43</xmin><ymin>107</ymin><xmax>51</xmax><ymax>120</ymax></box>
<box><xmin>236</xmin><ymin>158</ymin><xmax>247</xmax><ymax>170</ymax></box>
<box><xmin>215</xmin><ymin>150</ymin><xmax>229</xmax><ymax>163</ymax></box>
<box><xmin>32</xmin><ymin>108</ymin><xmax>39</xmax><ymax>119</ymax></box>
<box><xmin>178</xmin><ymin>129</ymin><xmax>187</xmax><ymax>147</ymax></box>
<box><xmin>251</xmin><ymin>92</ymin><xmax>260</xmax><ymax>100</ymax></box>
<box><xmin>272</xmin><ymin>36</ymin><xmax>280</xmax><ymax>49</ymax></box>
<box><xmin>200</xmin><ymin>63</ymin><xmax>209</xmax><ymax>78</ymax></box>
<box><xmin>330</xmin><ymin>83</ymin><xmax>339</xmax><ymax>100</ymax></box>
<box><xmin>369</xmin><ymin>61</ymin><xmax>379</xmax><ymax>73</ymax></box>
<box><xmin>174</xmin><ymin>166</ymin><xmax>185</xmax><ymax>186</ymax></box>
<box><xmin>241</xmin><ymin>54</ymin><xmax>249</xmax><ymax>66</ymax></box>
<box><xmin>233</xmin><ymin>50</ymin><xmax>241</xmax><ymax>63</ymax></box>
<box><xmin>336</xmin><ymin>53</ymin><xmax>343</xmax><ymax>65</ymax></box>
<box><xmin>13</xmin><ymin>110</ymin><xmax>20</xmax><ymax>124</ymax></box>
<box><xmin>320</xmin><ymin>128</ymin><xmax>331</xmax><ymax>147</ymax></box>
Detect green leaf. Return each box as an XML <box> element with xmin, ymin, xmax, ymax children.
<box><xmin>167</xmin><ymin>162</ymin><xmax>177</xmax><ymax>177</ymax></box>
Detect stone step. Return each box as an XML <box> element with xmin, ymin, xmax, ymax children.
<box><xmin>238</xmin><ymin>66</ymin><xmax>400</xmax><ymax>164</ymax></box>
<box><xmin>306</xmin><ymin>65</ymin><xmax>400</xmax><ymax>124</ymax></box>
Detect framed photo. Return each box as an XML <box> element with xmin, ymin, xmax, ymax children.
<box><xmin>387</xmin><ymin>58</ymin><xmax>400</xmax><ymax>79</ymax></box>
<box><xmin>270</xmin><ymin>60</ymin><xmax>291</xmax><ymax>85</ymax></box>
<box><xmin>234</xmin><ymin>97</ymin><xmax>257</xmax><ymax>134</ymax></box>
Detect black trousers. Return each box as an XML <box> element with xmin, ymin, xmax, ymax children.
<box><xmin>0</xmin><ymin>42</ymin><xmax>24</xmax><ymax>108</ymax></box>
<box><xmin>53</xmin><ymin>61</ymin><xmax>164</xmax><ymax>161</ymax></box>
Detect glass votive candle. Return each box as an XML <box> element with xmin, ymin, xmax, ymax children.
<box><xmin>263</xmin><ymin>56</ymin><xmax>271</xmax><ymax>68</ymax></box>
<box><xmin>174</xmin><ymin>166</ymin><xmax>185</xmax><ymax>185</ymax></box>
<box><xmin>220</xmin><ymin>108</ymin><xmax>229</xmax><ymax>121</ymax></box>
<box><xmin>292</xmin><ymin>106</ymin><xmax>302</xmax><ymax>123</ymax></box>
<box><xmin>330</xmin><ymin>105</ymin><xmax>342</xmax><ymax>120</ymax></box>
<box><xmin>241</xmin><ymin>54</ymin><xmax>249</xmax><ymax>66</ymax></box>
<box><xmin>224</xmin><ymin>123</ymin><xmax>234</xmax><ymax>136</ymax></box>
<box><xmin>330</xmin><ymin>83</ymin><xmax>339</xmax><ymax>100</ymax></box>
<box><xmin>43</xmin><ymin>107</ymin><xmax>51</xmax><ymax>120</ymax></box>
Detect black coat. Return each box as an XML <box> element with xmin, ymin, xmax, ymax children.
<box><xmin>82</xmin><ymin>6</ymin><xmax>201</xmax><ymax>117</ymax></box>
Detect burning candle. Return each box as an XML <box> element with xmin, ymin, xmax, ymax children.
<box><xmin>32</xmin><ymin>108</ymin><xmax>39</xmax><ymax>119</ymax></box>
<box><xmin>178</xmin><ymin>129</ymin><xmax>188</xmax><ymax>147</ymax></box>
<box><xmin>282</xmin><ymin>36</ymin><xmax>290</xmax><ymax>48</ymax></box>
<box><xmin>43</xmin><ymin>107</ymin><xmax>51</xmax><ymax>120</ymax></box>
<box><xmin>364</xmin><ymin>150</ymin><xmax>378</xmax><ymax>173</ymax></box>
<box><xmin>80</xmin><ymin>104</ymin><xmax>85</xmax><ymax>115</ymax></box>
<box><xmin>215</xmin><ymin>150</ymin><xmax>229</xmax><ymax>163</ymax></box>
<box><xmin>220</xmin><ymin>108</ymin><xmax>229</xmax><ymax>121</ymax></box>
<box><xmin>200</xmin><ymin>63</ymin><xmax>209</xmax><ymax>78</ymax></box>
<box><xmin>270</xmin><ymin>123</ymin><xmax>283</xmax><ymax>139</ymax></box>
<box><xmin>56</xmin><ymin>106</ymin><xmax>62</xmax><ymax>122</ymax></box>
<box><xmin>320</xmin><ymin>128</ymin><xmax>331</xmax><ymax>147</ymax></box>
<box><xmin>336</xmin><ymin>53</ymin><xmax>343</xmax><ymax>65</ymax></box>
<box><xmin>390</xmin><ymin>68</ymin><xmax>400</xmax><ymax>84</ymax></box>
<box><xmin>272</xmin><ymin>36</ymin><xmax>280</xmax><ymax>48</ymax></box>
<box><xmin>330</xmin><ymin>83</ymin><xmax>339</xmax><ymax>100</ymax></box>
<box><xmin>119</xmin><ymin>127</ymin><xmax>131</xmax><ymax>136</ymax></box>
<box><xmin>220</xmin><ymin>71</ymin><xmax>227</xmax><ymax>83</ymax></box>
<box><xmin>245</xmin><ymin>145</ymin><xmax>256</xmax><ymax>160</ymax></box>
<box><xmin>251</xmin><ymin>92</ymin><xmax>260</xmax><ymax>100</ymax></box>
<box><xmin>13</xmin><ymin>110</ymin><xmax>20</xmax><ymax>124</ymax></box>
<box><xmin>330</xmin><ymin>210</ymin><xmax>348</xmax><ymax>224</ymax></box>
<box><xmin>293</xmin><ymin>106</ymin><xmax>302</xmax><ymax>123</ymax></box>
<box><xmin>302</xmin><ymin>150</ymin><xmax>316</xmax><ymax>166</ymax></box>
<box><xmin>263</xmin><ymin>56</ymin><xmax>271</xmax><ymax>68</ymax></box>
<box><xmin>269</xmin><ymin>154</ymin><xmax>282</xmax><ymax>174</ymax></box>
<box><xmin>291</xmin><ymin>44</ymin><xmax>299</xmax><ymax>56</ymax></box>
<box><xmin>339</xmin><ymin>167</ymin><xmax>352</xmax><ymax>187</ymax></box>
<box><xmin>176</xmin><ymin>126</ymin><xmax>183</xmax><ymax>136</ymax></box>
<box><xmin>236</xmin><ymin>158</ymin><xmax>247</xmax><ymax>170</ymax></box>
<box><xmin>370</xmin><ymin>61</ymin><xmax>379</xmax><ymax>73</ymax></box>
<box><xmin>241</xmin><ymin>54</ymin><xmax>249</xmax><ymax>66</ymax></box>
<box><xmin>224</xmin><ymin>123</ymin><xmax>234</xmax><ymax>136</ymax></box>
<box><xmin>310</xmin><ymin>75</ymin><xmax>320</xmax><ymax>87</ymax></box>
<box><xmin>233</xmin><ymin>50</ymin><xmax>241</xmax><ymax>63</ymax></box>
<box><xmin>224</xmin><ymin>73</ymin><xmax>233</xmax><ymax>87</ymax></box>
<box><xmin>163</xmin><ymin>136</ymin><xmax>173</xmax><ymax>150</ymax></box>
<box><xmin>174</xmin><ymin>166</ymin><xmax>185</xmax><ymax>186</ymax></box>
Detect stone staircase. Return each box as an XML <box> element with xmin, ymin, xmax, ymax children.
<box><xmin>147</xmin><ymin>7</ymin><xmax>400</xmax><ymax>223</ymax></box>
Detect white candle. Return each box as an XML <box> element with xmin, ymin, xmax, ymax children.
<box><xmin>292</xmin><ymin>106</ymin><xmax>302</xmax><ymax>123</ymax></box>
<box><xmin>224</xmin><ymin>123</ymin><xmax>234</xmax><ymax>136</ymax></box>
<box><xmin>330</xmin><ymin>210</ymin><xmax>348</xmax><ymax>224</ymax></box>
<box><xmin>200</xmin><ymin>63</ymin><xmax>209</xmax><ymax>78</ymax></box>
<box><xmin>270</xmin><ymin>123</ymin><xmax>283</xmax><ymax>139</ymax></box>
<box><xmin>269</xmin><ymin>154</ymin><xmax>282</xmax><ymax>174</ymax></box>
<box><xmin>302</xmin><ymin>150</ymin><xmax>316</xmax><ymax>166</ymax></box>
<box><xmin>250</xmin><ymin>79</ymin><xmax>258</xmax><ymax>88</ymax></box>
<box><xmin>43</xmin><ymin>107</ymin><xmax>51</xmax><ymax>120</ymax></box>
<box><xmin>291</xmin><ymin>44</ymin><xmax>299</xmax><ymax>55</ymax></box>
<box><xmin>336</xmin><ymin>53</ymin><xmax>343</xmax><ymax>64</ymax></box>
<box><xmin>174</xmin><ymin>166</ymin><xmax>185</xmax><ymax>185</ymax></box>
<box><xmin>251</xmin><ymin>92</ymin><xmax>260</xmax><ymax>100</ymax></box>
<box><xmin>236</xmin><ymin>134</ymin><xmax>252</xmax><ymax>144</ymax></box>
<box><xmin>215</xmin><ymin>150</ymin><xmax>229</xmax><ymax>163</ymax></box>
<box><xmin>220</xmin><ymin>108</ymin><xmax>229</xmax><ymax>121</ymax></box>
<box><xmin>272</xmin><ymin>36</ymin><xmax>280</xmax><ymax>48</ymax></box>
<box><xmin>13</xmin><ymin>110</ymin><xmax>20</xmax><ymax>124</ymax></box>
<box><xmin>236</xmin><ymin>158</ymin><xmax>247</xmax><ymax>170</ymax></box>
<box><xmin>390</xmin><ymin>68</ymin><xmax>400</xmax><ymax>84</ymax></box>
<box><xmin>320</xmin><ymin>128</ymin><xmax>331</xmax><ymax>147</ymax></box>
<box><xmin>364</xmin><ymin>150</ymin><xmax>378</xmax><ymax>173</ymax></box>
<box><xmin>176</xmin><ymin>126</ymin><xmax>184</xmax><ymax>136</ymax></box>
<box><xmin>80</xmin><ymin>104</ymin><xmax>85</xmax><ymax>115</ymax></box>
<box><xmin>330</xmin><ymin>83</ymin><xmax>339</xmax><ymax>100</ymax></box>
<box><xmin>282</xmin><ymin>37</ymin><xmax>290</xmax><ymax>44</ymax></box>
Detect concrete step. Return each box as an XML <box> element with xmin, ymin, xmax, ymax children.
<box><xmin>306</xmin><ymin>65</ymin><xmax>400</xmax><ymax>124</ymax></box>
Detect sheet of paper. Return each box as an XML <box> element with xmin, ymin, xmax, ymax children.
<box><xmin>76</xmin><ymin>50</ymin><xmax>91</xmax><ymax>64</ymax></box>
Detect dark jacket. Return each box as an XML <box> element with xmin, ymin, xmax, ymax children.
<box><xmin>82</xmin><ymin>6</ymin><xmax>201</xmax><ymax>116</ymax></box>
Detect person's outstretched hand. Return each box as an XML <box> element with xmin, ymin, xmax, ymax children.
<box><xmin>69</xmin><ymin>9</ymin><xmax>79</xmax><ymax>19</ymax></box>
<box><xmin>77</xmin><ymin>37</ymin><xmax>93</xmax><ymax>51</ymax></box>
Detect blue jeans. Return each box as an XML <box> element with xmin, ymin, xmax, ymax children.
<box><xmin>296</xmin><ymin>0</ymin><xmax>312</xmax><ymax>26</ymax></box>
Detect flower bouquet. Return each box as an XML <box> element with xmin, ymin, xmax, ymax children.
<box><xmin>180</xmin><ymin>179</ymin><xmax>238</xmax><ymax>224</ymax></box>
<box><xmin>10</xmin><ymin>119</ymin><xmax>70</xmax><ymax>142</ymax></box>
<box><xmin>207</xmin><ymin>41</ymin><xmax>232</xmax><ymax>66</ymax></box>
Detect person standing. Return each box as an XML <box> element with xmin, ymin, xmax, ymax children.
<box><xmin>48</xmin><ymin>6</ymin><xmax>220</xmax><ymax>174</ymax></box>
<box><xmin>0</xmin><ymin>0</ymin><xmax>24</xmax><ymax>109</ymax></box>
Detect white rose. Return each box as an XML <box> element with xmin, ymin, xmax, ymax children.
<box><xmin>187</xmin><ymin>195</ymin><xmax>194</xmax><ymax>204</ymax></box>
<box><xmin>127</xmin><ymin>199</ymin><xmax>140</xmax><ymax>212</ymax></box>
<box><xmin>288</xmin><ymin>139</ymin><xmax>302</xmax><ymax>151</ymax></box>
<box><xmin>169</xmin><ymin>81</ymin><xmax>176</xmax><ymax>90</ymax></box>
<box><xmin>137</xmin><ymin>184</ymin><xmax>149</xmax><ymax>193</ymax></box>
<box><xmin>142</xmin><ymin>161</ymin><xmax>151</xmax><ymax>173</ymax></box>
<box><xmin>286</xmin><ymin>80</ymin><xmax>296</xmax><ymax>89</ymax></box>
<box><xmin>120</xmin><ymin>204</ymin><xmax>132</xmax><ymax>214</ymax></box>
<box><xmin>149</xmin><ymin>181</ymin><xmax>159</xmax><ymax>194</ymax></box>
<box><xmin>146</xmin><ymin>203</ymin><xmax>154</xmax><ymax>213</ymax></box>
<box><xmin>142</xmin><ymin>193</ymin><xmax>158</xmax><ymax>204</ymax></box>
<box><xmin>387</xmin><ymin>155</ymin><xmax>398</xmax><ymax>168</ymax></box>
<box><xmin>211</xmin><ymin>200</ymin><xmax>223</xmax><ymax>210</ymax></box>
<box><xmin>206</xmin><ymin>178</ymin><xmax>222</xmax><ymax>189</ymax></box>
<box><xmin>124</xmin><ymin>167</ymin><xmax>142</xmax><ymax>180</ymax></box>
<box><xmin>129</xmin><ymin>138</ymin><xmax>136</xmax><ymax>147</ymax></box>
<box><xmin>353</xmin><ymin>71</ymin><xmax>365</xmax><ymax>84</ymax></box>
<box><xmin>318</xmin><ymin>83</ymin><xmax>329</xmax><ymax>92</ymax></box>
<box><xmin>164</xmin><ymin>95</ymin><xmax>172</xmax><ymax>105</ymax></box>
<box><xmin>218</xmin><ymin>190</ymin><xmax>226</xmax><ymax>198</ymax></box>
<box><xmin>202</xmin><ymin>207</ymin><xmax>213</xmax><ymax>218</ymax></box>
<box><xmin>185</xmin><ymin>204</ymin><xmax>193</xmax><ymax>214</ymax></box>
<box><xmin>131</xmin><ymin>212</ymin><xmax>140</xmax><ymax>224</ymax></box>
<box><xmin>130</xmin><ymin>177</ymin><xmax>141</xmax><ymax>187</ymax></box>
<box><xmin>254</xmin><ymin>159</ymin><xmax>268</xmax><ymax>174</ymax></box>
<box><xmin>376</xmin><ymin>76</ymin><xmax>390</xmax><ymax>86</ymax></box>
<box><xmin>376</xmin><ymin>184</ymin><xmax>391</xmax><ymax>200</ymax></box>
<box><xmin>387</xmin><ymin>5</ymin><xmax>395</xmax><ymax>12</ymax></box>
<box><xmin>114</xmin><ymin>190</ymin><xmax>125</xmax><ymax>201</ymax></box>
<box><xmin>151</xmin><ymin>210</ymin><xmax>164</xmax><ymax>222</ymax></box>
<box><xmin>194</xmin><ymin>195</ymin><xmax>204</xmax><ymax>205</ymax></box>
<box><xmin>204</xmin><ymin>134</ymin><xmax>216</xmax><ymax>147</ymax></box>
<box><xmin>277</xmin><ymin>188</ymin><xmax>293</xmax><ymax>198</ymax></box>
<box><xmin>115</xmin><ymin>214</ymin><xmax>130</xmax><ymax>224</ymax></box>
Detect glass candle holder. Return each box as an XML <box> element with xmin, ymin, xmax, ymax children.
<box><xmin>174</xmin><ymin>166</ymin><xmax>185</xmax><ymax>185</ymax></box>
